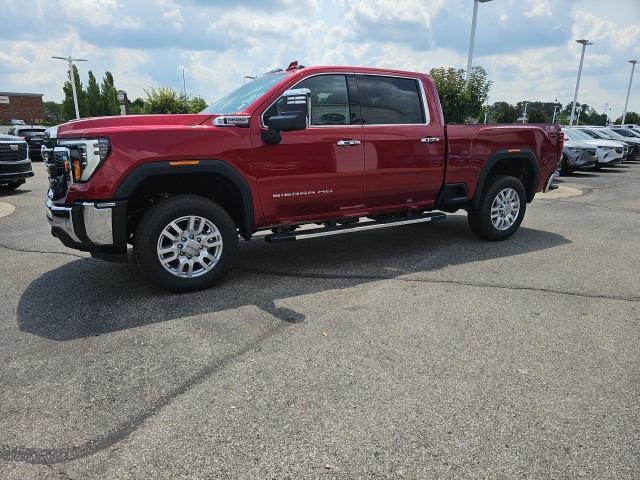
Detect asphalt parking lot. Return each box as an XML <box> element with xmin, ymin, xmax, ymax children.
<box><xmin>1</xmin><ymin>161</ymin><xmax>639</xmax><ymax>479</ymax></box>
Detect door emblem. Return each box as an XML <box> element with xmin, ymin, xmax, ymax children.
<box><xmin>273</xmin><ymin>189</ymin><xmax>333</xmax><ymax>198</ymax></box>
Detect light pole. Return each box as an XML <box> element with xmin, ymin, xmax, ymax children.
<box><xmin>521</xmin><ymin>102</ymin><xmax>528</xmax><ymax>124</ymax></box>
<box><xmin>604</xmin><ymin>102</ymin><xmax>612</xmax><ymax>125</ymax></box>
<box><xmin>551</xmin><ymin>98</ymin><xmax>560</xmax><ymax>124</ymax></box>
<box><xmin>621</xmin><ymin>60</ymin><xmax>638</xmax><ymax>125</ymax></box>
<box><xmin>52</xmin><ymin>56</ymin><xmax>87</xmax><ymax>119</ymax></box>
<box><xmin>576</xmin><ymin>106</ymin><xmax>583</xmax><ymax>125</ymax></box>
<box><xmin>465</xmin><ymin>0</ymin><xmax>492</xmax><ymax>81</ymax></box>
<box><xmin>569</xmin><ymin>39</ymin><xmax>593</xmax><ymax>126</ymax></box>
<box><xmin>483</xmin><ymin>97</ymin><xmax>489</xmax><ymax>124</ymax></box>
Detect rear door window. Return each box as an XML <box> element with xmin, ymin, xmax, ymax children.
<box><xmin>357</xmin><ymin>75</ymin><xmax>426</xmax><ymax>125</ymax></box>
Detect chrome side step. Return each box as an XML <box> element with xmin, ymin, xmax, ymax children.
<box><xmin>265</xmin><ymin>212</ymin><xmax>447</xmax><ymax>243</ymax></box>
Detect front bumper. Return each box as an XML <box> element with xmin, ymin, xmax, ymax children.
<box><xmin>45</xmin><ymin>197</ymin><xmax>128</xmax><ymax>257</ymax></box>
<box><xmin>0</xmin><ymin>159</ymin><xmax>34</xmax><ymax>184</ymax></box>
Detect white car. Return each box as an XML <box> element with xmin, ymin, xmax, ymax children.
<box><xmin>565</xmin><ymin>128</ymin><xmax>626</xmax><ymax>168</ymax></box>
<box><xmin>587</xmin><ymin>126</ymin><xmax>640</xmax><ymax>159</ymax></box>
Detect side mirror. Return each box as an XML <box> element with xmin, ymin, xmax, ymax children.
<box><xmin>262</xmin><ymin>88</ymin><xmax>310</xmax><ymax>145</ymax></box>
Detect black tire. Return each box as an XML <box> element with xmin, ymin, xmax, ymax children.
<box><xmin>134</xmin><ymin>194</ymin><xmax>239</xmax><ymax>292</ymax></box>
<box><xmin>593</xmin><ymin>162</ymin><xmax>602</xmax><ymax>170</ymax></box>
<box><xmin>468</xmin><ymin>175</ymin><xmax>527</xmax><ymax>241</ymax></box>
<box><xmin>0</xmin><ymin>180</ymin><xmax>23</xmax><ymax>192</ymax></box>
<box><xmin>559</xmin><ymin>156</ymin><xmax>572</xmax><ymax>176</ymax></box>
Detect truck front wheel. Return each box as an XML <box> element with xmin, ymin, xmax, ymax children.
<box><xmin>468</xmin><ymin>175</ymin><xmax>526</xmax><ymax>241</ymax></box>
<box><xmin>134</xmin><ymin>195</ymin><xmax>239</xmax><ymax>292</ymax></box>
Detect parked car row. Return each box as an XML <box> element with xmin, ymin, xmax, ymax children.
<box><xmin>6</xmin><ymin>124</ymin><xmax>47</xmax><ymax>161</ymax></box>
<box><xmin>0</xmin><ymin>132</ymin><xmax>34</xmax><ymax>192</ymax></box>
<box><xmin>559</xmin><ymin>125</ymin><xmax>640</xmax><ymax>175</ymax></box>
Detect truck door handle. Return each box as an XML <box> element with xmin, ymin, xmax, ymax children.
<box><xmin>421</xmin><ymin>137</ymin><xmax>440</xmax><ymax>144</ymax></box>
<box><xmin>336</xmin><ymin>139</ymin><xmax>361</xmax><ymax>147</ymax></box>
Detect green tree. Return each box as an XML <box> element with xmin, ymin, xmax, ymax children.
<box><xmin>491</xmin><ymin>101</ymin><xmax>518</xmax><ymax>123</ymax></box>
<box><xmin>517</xmin><ymin>102</ymin><xmax>548</xmax><ymax>123</ymax></box>
<box><xmin>143</xmin><ymin>87</ymin><xmax>189</xmax><ymax>114</ymax></box>
<box><xmin>128</xmin><ymin>97</ymin><xmax>146</xmax><ymax>114</ymax></box>
<box><xmin>614</xmin><ymin>111</ymin><xmax>640</xmax><ymax>124</ymax></box>
<box><xmin>429</xmin><ymin>66</ymin><xmax>491</xmax><ymax>123</ymax></box>
<box><xmin>188</xmin><ymin>96</ymin><xmax>207</xmax><ymax>113</ymax></box>
<box><xmin>43</xmin><ymin>101</ymin><xmax>63</xmax><ymax>124</ymax></box>
<box><xmin>143</xmin><ymin>88</ymin><xmax>207</xmax><ymax>114</ymax></box>
<box><xmin>86</xmin><ymin>70</ymin><xmax>103</xmax><ymax>117</ymax></box>
<box><xmin>62</xmin><ymin>65</ymin><xmax>88</xmax><ymax>120</ymax></box>
<box><xmin>100</xmin><ymin>71</ymin><xmax>119</xmax><ymax>116</ymax></box>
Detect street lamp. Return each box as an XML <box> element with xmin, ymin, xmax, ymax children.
<box><xmin>621</xmin><ymin>60</ymin><xmax>638</xmax><ymax>125</ymax></box>
<box><xmin>465</xmin><ymin>0</ymin><xmax>492</xmax><ymax>81</ymax></box>
<box><xmin>569</xmin><ymin>39</ymin><xmax>593</xmax><ymax>127</ymax></box>
<box><xmin>52</xmin><ymin>56</ymin><xmax>87</xmax><ymax>119</ymax></box>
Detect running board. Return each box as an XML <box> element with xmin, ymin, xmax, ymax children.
<box><xmin>265</xmin><ymin>212</ymin><xmax>447</xmax><ymax>243</ymax></box>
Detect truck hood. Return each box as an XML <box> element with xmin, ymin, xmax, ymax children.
<box><xmin>55</xmin><ymin>114</ymin><xmax>213</xmax><ymax>137</ymax></box>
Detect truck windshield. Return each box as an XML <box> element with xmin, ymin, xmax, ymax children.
<box><xmin>201</xmin><ymin>72</ymin><xmax>288</xmax><ymax>115</ymax></box>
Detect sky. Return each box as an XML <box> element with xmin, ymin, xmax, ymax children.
<box><xmin>1</xmin><ymin>0</ymin><xmax>639</xmax><ymax>118</ymax></box>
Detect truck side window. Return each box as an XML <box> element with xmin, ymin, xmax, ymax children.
<box><xmin>264</xmin><ymin>74</ymin><xmax>351</xmax><ymax>126</ymax></box>
<box><xmin>358</xmin><ymin>75</ymin><xmax>425</xmax><ymax>125</ymax></box>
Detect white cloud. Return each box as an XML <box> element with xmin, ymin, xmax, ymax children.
<box><xmin>0</xmin><ymin>0</ymin><xmax>638</xmax><ymax>118</ymax></box>
<box><xmin>525</xmin><ymin>0</ymin><xmax>552</xmax><ymax>18</ymax></box>
<box><xmin>162</xmin><ymin>8</ymin><xmax>184</xmax><ymax>30</ymax></box>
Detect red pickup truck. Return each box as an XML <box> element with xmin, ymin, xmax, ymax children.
<box><xmin>44</xmin><ymin>63</ymin><xmax>562</xmax><ymax>291</ymax></box>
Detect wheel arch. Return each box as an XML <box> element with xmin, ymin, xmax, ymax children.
<box><xmin>473</xmin><ymin>149</ymin><xmax>539</xmax><ymax>208</ymax></box>
<box><xmin>115</xmin><ymin>160</ymin><xmax>254</xmax><ymax>240</ymax></box>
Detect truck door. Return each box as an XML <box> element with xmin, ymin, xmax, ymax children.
<box><xmin>357</xmin><ymin>74</ymin><xmax>445</xmax><ymax>209</ymax></box>
<box><xmin>254</xmin><ymin>74</ymin><xmax>364</xmax><ymax>223</ymax></box>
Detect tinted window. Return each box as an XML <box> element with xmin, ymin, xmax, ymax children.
<box><xmin>264</xmin><ymin>74</ymin><xmax>351</xmax><ymax>126</ymax></box>
<box><xmin>358</xmin><ymin>75</ymin><xmax>425</xmax><ymax>124</ymax></box>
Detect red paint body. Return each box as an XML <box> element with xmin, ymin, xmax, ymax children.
<box><xmin>56</xmin><ymin>66</ymin><xmax>561</xmax><ymax>232</ymax></box>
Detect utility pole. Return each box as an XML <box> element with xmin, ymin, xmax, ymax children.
<box><xmin>52</xmin><ymin>56</ymin><xmax>88</xmax><ymax>119</ymax></box>
<box><xmin>621</xmin><ymin>60</ymin><xmax>638</xmax><ymax>125</ymax></box>
<box><xmin>569</xmin><ymin>39</ymin><xmax>593</xmax><ymax>126</ymax></box>
<box><xmin>182</xmin><ymin>68</ymin><xmax>186</xmax><ymax>96</ymax></box>
<box><xmin>465</xmin><ymin>0</ymin><xmax>492</xmax><ymax>81</ymax></box>
<box><xmin>522</xmin><ymin>102</ymin><xmax>528</xmax><ymax>124</ymax></box>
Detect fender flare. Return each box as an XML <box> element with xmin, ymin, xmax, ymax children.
<box><xmin>473</xmin><ymin>149</ymin><xmax>539</xmax><ymax>208</ymax></box>
<box><xmin>115</xmin><ymin>160</ymin><xmax>255</xmax><ymax>240</ymax></box>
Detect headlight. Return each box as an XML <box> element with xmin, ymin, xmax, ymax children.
<box><xmin>57</xmin><ymin>137</ymin><xmax>110</xmax><ymax>182</ymax></box>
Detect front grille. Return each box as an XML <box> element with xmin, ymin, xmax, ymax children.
<box><xmin>44</xmin><ymin>149</ymin><xmax>70</xmax><ymax>199</ymax></box>
<box><xmin>0</xmin><ymin>143</ymin><xmax>28</xmax><ymax>162</ymax></box>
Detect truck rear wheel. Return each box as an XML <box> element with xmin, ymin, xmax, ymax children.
<box><xmin>468</xmin><ymin>175</ymin><xmax>526</xmax><ymax>241</ymax></box>
<box><xmin>134</xmin><ymin>195</ymin><xmax>238</xmax><ymax>292</ymax></box>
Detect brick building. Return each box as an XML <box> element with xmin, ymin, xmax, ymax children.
<box><xmin>0</xmin><ymin>92</ymin><xmax>45</xmax><ymax>125</ymax></box>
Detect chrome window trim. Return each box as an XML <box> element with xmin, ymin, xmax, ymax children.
<box><xmin>260</xmin><ymin>72</ymin><xmax>431</xmax><ymax>129</ymax></box>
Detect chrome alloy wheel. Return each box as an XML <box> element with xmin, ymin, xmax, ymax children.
<box><xmin>490</xmin><ymin>187</ymin><xmax>521</xmax><ymax>231</ymax></box>
<box><xmin>156</xmin><ymin>215</ymin><xmax>223</xmax><ymax>278</ymax></box>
